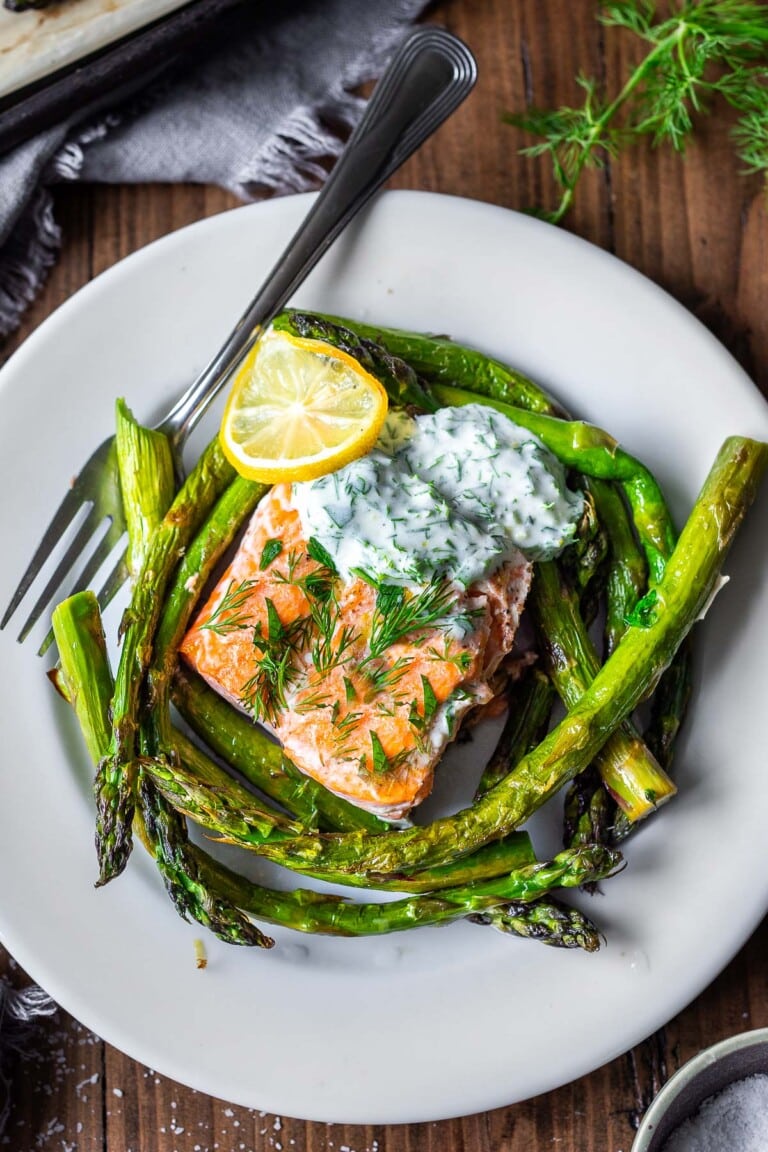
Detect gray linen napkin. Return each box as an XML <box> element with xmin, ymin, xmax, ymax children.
<box><xmin>0</xmin><ymin>0</ymin><xmax>428</xmax><ymax>338</ymax></box>
<box><xmin>0</xmin><ymin>0</ymin><xmax>428</xmax><ymax>1128</ymax></box>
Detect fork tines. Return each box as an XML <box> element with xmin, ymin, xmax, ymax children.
<box><xmin>1</xmin><ymin>437</ymin><xmax>129</xmax><ymax>655</ymax></box>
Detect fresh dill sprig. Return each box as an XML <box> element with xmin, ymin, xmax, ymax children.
<box><xmin>308</xmin><ymin>595</ymin><xmax>358</xmax><ymax>675</ymax></box>
<box><xmin>426</xmin><ymin>638</ymin><xmax>473</xmax><ymax>674</ymax></box>
<box><xmin>274</xmin><ymin>544</ymin><xmax>357</xmax><ymax>681</ymax></box>
<box><xmin>506</xmin><ymin>1</ymin><xmax>768</xmax><ymax>223</ymax></box>
<box><xmin>332</xmin><ymin>708</ymin><xmax>364</xmax><ymax>737</ymax></box>
<box><xmin>362</xmin><ymin>655</ymin><xmax>414</xmax><ymax>699</ymax></box>
<box><xmin>200</xmin><ymin>579</ymin><xmax>258</xmax><ymax>636</ymax></box>
<box><xmin>273</xmin><ymin>552</ymin><xmax>334</xmax><ymax>603</ymax></box>
<box><xmin>276</xmin><ymin>548</ymin><xmax>303</xmax><ymax>584</ymax></box>
<box><xmin>240</xmin><ymin>599</ymin><xmax>308</xmax><ymax>724</ymax></box>
<box><xmin>294</xmin><ymin>688</ymin><xmax>333</xmax><ymax>714</ymax></box>
<box><xmin>367</xmin><ymin>575</ymin><xmax>460</xmax><ymax>659</ymax></box>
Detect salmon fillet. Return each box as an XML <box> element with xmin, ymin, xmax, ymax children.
<box><xmin>181</xmin><ymin>484</ymin><xmax>532</xmax><ymax>820</ymax></box>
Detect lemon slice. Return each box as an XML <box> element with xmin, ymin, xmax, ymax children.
<box><xmin>219</xmin><ymin>330</ymin><xmax>389</xmax><ymax>483</ymax></box>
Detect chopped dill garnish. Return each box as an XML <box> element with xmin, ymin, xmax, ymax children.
<box><xmin>259</xmin><ymin>538</ymin><xmax>283</xmax><ymax>570</ymax></box>
<box><xmin>303</xmin><ymin>569</ymin><xmax>335</xmax><ymax>602</ymax></box>
<box><xmin>307</xmin><ymin>536</ymin><xmax>338</xmax><ymax>575</ymax></box>
<box><xmin>359</xmin><ymin>737</ymin><xmax>412</xmax><ymax>778</ymax></box>
<box><xmin>350</xmin><ymin>567</ymin><xmax>377</xmax><ymax>586</ymax></box>
<box><xmin>308</xmin><ymin>597</ymin><xmax>358</xmax><ymax>676</ymax></box>
<box><xmin>273</xmin><ymin>544</ymin><xmax>357</xmax><ymax>680</ymax></box>
<box><xmin>366</xmin><ymin>574</ymin><xmax>459</xmax><ymax>659</ymax></box>
<box><xmin>277</xmin><ymin>548</ymin><xmax>303</xmax><ymax>584</ymax></box>
<box><xmin>240</xmin><ymin>598</ymin><xmax>308</xmax><ymax>724</ymax></box>
<box><xmin>406</xmin><ymin>704</ymin><xmax>432</xmax><ymax>756</ymax></box>
<box><xmin>407</xmin><ymin>676</ymin><xmax>439</xmax><ymax>742</ymax></box>
<box><xmin>370</xmin><ymin>731</ymin><xmax>389</xmax><ymax>774</ymax></box>
<box><xmin>294</xmin><ymin>687</ymin><xmax>333</xmax><ymax>713</ymax></box>
<box><xmin>426</xmin><ymin>638</ymin><xmax>473</xmax><ymax>674</ymax></box>
<box><xmin>368</xmin><ymin>732</ymin><xmax>412</xmax><ymax>778</ymax></box>
<box><xmin>421</xmin><ymin>675</ymin><xmax>438</xmax><ymax>721</ymax></box>
<box><xmin>343</xmin><ymin>676</ymin><xmax>357</xmax><ymax>704</ymax></box>
<box><xmin>362</xmin><ymin>655</ymin><xmax>414</xmax><ymax>699</ymax></box>
<box><xmin>333</xmin><ymin>709</ymin><xmax>363</xmax><ymax>737</ymax></box>
<box><xmin>200</xmin><ymin>579</ymin><xmax>258</xmax><ymax>635</ymax></box>
<box><xmin>274</xmin><ymin>553</ymin><xmax>334</xmax><ymax>603</ymax></box>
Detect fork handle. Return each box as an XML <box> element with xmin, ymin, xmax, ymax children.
<box><xmin>157</xmin><ymin>26</ymin><xmax>476</xmax><ymax>452</ymax></box>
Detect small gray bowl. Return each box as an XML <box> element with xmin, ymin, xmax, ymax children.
<box><xmin>632</xmin><ymin>1028</ymin><xmax>768</xmax><ymax>1151</ymax></box>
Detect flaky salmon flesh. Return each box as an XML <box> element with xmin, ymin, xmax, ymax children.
<box><xmin>181</xmin><ymin>485</ymin><xmax>532</xmax><ymax>820</ymax></box>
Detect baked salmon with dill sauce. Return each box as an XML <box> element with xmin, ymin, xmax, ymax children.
<box><xmin>181</xmin><ymin>406</ymin><xmax>583</xmax><ymax>820</ymax></box>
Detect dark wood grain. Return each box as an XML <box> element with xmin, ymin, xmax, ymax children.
<box><xmin>2</xmin><ymin>2</ymin><xmax>767</xmax><ymax>1149</ymax></box>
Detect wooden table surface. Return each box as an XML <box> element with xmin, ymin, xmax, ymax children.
<box><xmin>1</xmin><ymin>1</ymin><xmax>767</xmax><ymax>1149</ymax></box>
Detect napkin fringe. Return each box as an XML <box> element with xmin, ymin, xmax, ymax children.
<box><xmin>232</xmin><ymin>88</ymin><xmax>364</xmax><ymax>198</ymax></box>
<box><xmin>0</xmin><ymin>116</ymin><xmax>122</xmax><ymax>341</ymax></box>
<box><xmin>229</xmin><ymin>2</ymin><xmax>415</xmax><ymax>200</ymax></box>
<box><xmin>0</xmin><ymin>190</ymin><xmax>61</xmax><ymax>341</ymax></box>
<box><xmin>51</xmin><ymin>117</ymin><xmax>122</xmax><ymax>184</ymax></box>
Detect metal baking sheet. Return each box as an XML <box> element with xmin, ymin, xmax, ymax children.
<box><xmin>0</xmin><ymin>0</ymin><xmax>194</xmax><ymax>99</ymax></box>
<box><xmin>0</xmin><ymin>0</ymin><xmax>252</xmax><ymax>155</ymax></box>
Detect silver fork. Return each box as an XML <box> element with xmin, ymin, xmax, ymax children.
<box><xmin>0</xmin><ymin>27</ymin><xmax>476</xmax><ymax>654</ymax></box>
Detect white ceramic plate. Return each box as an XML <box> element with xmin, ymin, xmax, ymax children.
<box><xmin>1</xmin><ymin>192</ymin><xmax>767</xmax><ymax>1125</ymax></box>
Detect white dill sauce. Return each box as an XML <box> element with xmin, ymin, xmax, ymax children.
<box><xmin>291</xmin><ymin>404</ymin><xmax>583</xmax><ymax>586</ymax></box>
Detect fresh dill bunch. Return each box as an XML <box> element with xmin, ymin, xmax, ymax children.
<box><xmin>506</xmin><ymin>0</ymin><xmax>768</xmax><ymax>222</ymax></box>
